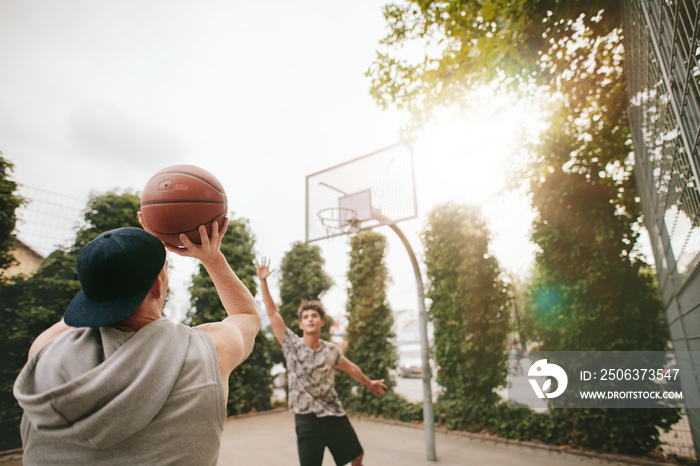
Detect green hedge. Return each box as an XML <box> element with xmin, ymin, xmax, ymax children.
<box><xmin>346</xmin><ymin>397</ymin><xmax>680</xmax><ymax>457</ymax></box>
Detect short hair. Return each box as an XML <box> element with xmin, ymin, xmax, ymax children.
<box><xmin>297</xmin><ymin>300</ymin><xmax>326</xmax><ymax>321</ymax></box>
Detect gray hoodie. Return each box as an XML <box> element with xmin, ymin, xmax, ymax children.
<box><xmin>14</xmin><ymin>318</ymin><xmax>225</xmax><ymax>465</ymax></box>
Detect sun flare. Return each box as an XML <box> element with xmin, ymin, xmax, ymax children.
<box><xmin>412</xmin><ymin>92</ymin><xmax>545</xmax><ymax>275</ymax></box>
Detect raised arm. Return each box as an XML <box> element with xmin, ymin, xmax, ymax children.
<box><xmin>335</xmin><ymin>357</ymin><xmax>388</xmax><ymax>397</ymax></box>
<box><xmin>164</xmin><ymin>218</ymin><xmax>261</xmax><ymax>380</ymax></box>
<box><xmin>255</xmin><ymin>257</ymin><xmax>286</xmax><ymax>346</ymax></box>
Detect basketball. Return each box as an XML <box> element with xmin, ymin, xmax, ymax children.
<box><xmin>140</xmin><ymin>164</ymin><xmax>227</xmax><ymax>248</ymax></box>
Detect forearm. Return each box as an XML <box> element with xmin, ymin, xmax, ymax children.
<box><xmin>259</xmin><ymin>278</ymin><xmax>286</xmax><ymax>344</ymax></box>
<box><xmin>203</xmin><ymin>251</ymin><xmax>260</xmax><ymax>320</ymax></box>
<box><xmin>337</xmin><ymin>357</ymin><xmax>386</xmax><ymax>396</ymax></box>
<box><xmin>259</xmin><ymin>279</ymin><xmax>278</xmax><ymax>317</ymax></box>
<box><xmin>345</xmin><ymin>361</ymin><xmax>373</xmax><ymax>388</ymax></box>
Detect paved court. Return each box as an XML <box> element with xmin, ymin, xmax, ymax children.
<box><xmin>217</xmin><ymin>409</ymin><xmax>667</xmax><ymax>466</ymax></box>
<box><xmin>0</xmin><ymin>408</ymin><xmax>675</xmax><ymax>465</ymax></box>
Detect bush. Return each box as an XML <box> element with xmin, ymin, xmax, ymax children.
<box><xmin>226</xmin><ymin>331</ymin><xmax>275</xmax><ymax>415</ymax></box>
<box><xmin>422</xmin><ymin>203</ymin><xmax>510</xmax><ymax>405</ymax></box>
<box><xmin>336</xmin><ymin>231</ymin><xmax>397</xmax><ymax>404</ymax></box>
<box><xmin>344</xmin><ymin>391</ymin><xmax>422</xmax><ymax>423</ymax></box>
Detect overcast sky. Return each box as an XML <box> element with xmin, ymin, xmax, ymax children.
<box><xmin>1</xmin><ymin>0</ymin><xmax>537</xmax><ymax>323</ymax></box>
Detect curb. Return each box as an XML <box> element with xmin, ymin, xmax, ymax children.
<box><xmin>351</xmin><ymin>415</ymin><xmax>685</xmax><ymax>466</ymax></box>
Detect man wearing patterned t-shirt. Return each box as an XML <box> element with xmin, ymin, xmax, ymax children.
<box><xmin>256</xmin><ymin>258</ymin><xmax>387</xmax><ymax>466</ymax></box>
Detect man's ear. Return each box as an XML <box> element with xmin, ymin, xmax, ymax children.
<box><xmin>150</xmin><ymin>267</ymin><xmax>167</xmax><ymax>300</ymax></box>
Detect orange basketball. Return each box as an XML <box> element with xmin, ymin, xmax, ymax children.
<box><xmin>140</xmin><ymin>164</ymin><xmax>227</xmax><ymax>248</ymax></box>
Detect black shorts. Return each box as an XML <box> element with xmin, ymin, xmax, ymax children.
<box><xmin>294</xmin><ymin>413</ymin><xmax>363</xmax><ymax>466</ymax></box>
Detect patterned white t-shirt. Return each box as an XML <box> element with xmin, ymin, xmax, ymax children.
<box><xmin>283</xmin><ymin>327</ymin><xmax>345</xmax><ymax>417</ymax></box>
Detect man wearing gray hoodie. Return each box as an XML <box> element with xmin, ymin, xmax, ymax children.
<box><xmin>13</xmin><ymin>219</ymin><xmax>261</xmax><ymax>465</ymax></box>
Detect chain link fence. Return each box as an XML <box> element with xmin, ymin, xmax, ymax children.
<box><xmin>623</xmin><ymin>0</ymin><xmax>700</xmax><ymax>460</ymax></box>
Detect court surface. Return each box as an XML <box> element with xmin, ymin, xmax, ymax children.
<box><xmin>217</xmin><ymin>409</ymin><xmax>651</xmax><ymax>466</ymax></box>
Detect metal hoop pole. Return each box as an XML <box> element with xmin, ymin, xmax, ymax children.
<box><xmin>388</xmin><ymin>223</ymin><xmax>436</xmax><ymax>462</ymax></box>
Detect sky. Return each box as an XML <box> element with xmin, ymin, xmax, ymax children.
<box><xmin>1</xmin><ymin>0</ymin><xmax>538</xmax><ymax>324</ymax></box>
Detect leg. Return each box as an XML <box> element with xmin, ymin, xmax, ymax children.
<box><xmin>325</xmin><ymin>415</ymin><xmax>363</xmax><ymax>466</ymax></box>
<box><xmin>349</xmin><ymin>452</ymin><xmax>364</xmax><ymax>466</ymax></box>
<box><xmin>295</xmin><ymin>414</ymin><xmax>325</xmax><ymax>466</ymax></box>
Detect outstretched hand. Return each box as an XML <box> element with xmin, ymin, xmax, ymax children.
<box><xmin>255</xmin><ymin>257</ymin><xmax>276</xmax><ymax>281</ymax></box>
<box><xmin>367</xmin><ymin>379</ymin><xmax>387</xmax><ymax>397</ymax></box>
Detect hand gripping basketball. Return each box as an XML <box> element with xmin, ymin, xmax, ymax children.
<box><xmin>164</xmin><ymin>219</ymin><xmax>228</xmax><ymax>261</ymax></box>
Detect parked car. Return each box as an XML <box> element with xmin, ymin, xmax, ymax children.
<box><xmin>397</xmin><ymin>344</ymin><xmax>425</xmax><ymax>378</ymax></box>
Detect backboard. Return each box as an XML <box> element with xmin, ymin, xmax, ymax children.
<box><xmin>305</xmin><ymin>144</ymin><xmax>417</xmax><ymax>243</ymax></box>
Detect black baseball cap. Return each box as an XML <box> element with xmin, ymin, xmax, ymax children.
<box><xmin>63</xmin><ymin>227</ymin><xmax>166</xmax><ymax>327</ymax></box>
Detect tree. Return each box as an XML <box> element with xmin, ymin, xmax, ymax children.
<box><xmin>0</xmin><ymin>189</ymin><xmax>142</xmax><ymax>450</ymax></box>
<box><xmin>368</xmin><ymin>1</ymin><xmax>621</xmax><ymax>133</ymax></box>
<box><xmin>525</xmin><ymin>170</ymin><xmax>679</xmax><ymax>454</ymax></box>
<box><xmin>372</xmin><ymin>1</ymin><xmax>637</xmax><ymax>222</ymax></box>
<box><xmin>422</xmin><ymin>202</ymin><xmax>509</xmax><ymax>404</ymax></box>
<box><xmin>73</xmin><ymin>190</ymin><xmax>142</xmax><ymax>250</ymax></box>
<box><xmin>514</xmin><ymin>12</ymin><xmax>676</xmax><ymax>454</ymax></box>
<box><xmin>0</xmin><ymin>153</ymin><xmax>25</xmax><ymax>274</ymax></box>
<box><xmin>278</xmin><ymin>241</ymin><xmax>334</xmax><ymax>339</ymax></box>
<box><xmin>336</xmin><ymin>231</ymin><xmax>397</xmax><ymax>407</ymax></box>
<box><xmin>0</xmin><ymin>152</ymin><xmax>28</xmax><ymax>448</ymax></box>
<box><xmin>528</xmin><ymin>172</ymin><xmax>666</xmax><ymax>351</ymax></box>
<box><xmin>187</xmin><ymin>214</ymin><xmax>274</xmax><ymax>416</ymax></box>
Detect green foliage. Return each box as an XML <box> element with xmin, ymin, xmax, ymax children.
<box><xmin>278</xmin><ymin>241</ymin><xmax>334</xmax><ymax>339</ymax></box>
<box><xmin>346</xmin><ymin>396</ymin><xmax>678</xmax><ymax>457</ymax></box>
<box><xmin>434</xmin><ymin>399</ymin><xmax>679</xmax><ymax>456</ymax></box>
<box><xmin>523</xmin><ymin>24</ymin><xmax>637</xmax><ymax>223</ymax></box>
<box><xmin>0</xmin><ymin>253</ymin><xmax>80</xmax><ymax>449</ymax></box>
<box><xmin>225</xmin><ymin>331</ymin><xmax>277</xmax><ymax>416</ymax></box>
<box><xmin>545</xmin><ymin>408</ymin><xmax>680</xmax><ymax>455</ymax></box>
<box><xmin>187</xmin><ymin>215</ymin><xmax>273</xmax><ymax>416</ymax></box>
<box><xmin>73</xmin><ymin>190</ymin><xmax>141</xmax><ymax>251</ymax></box>
<box><xmin>369</xmin><ymin>0</ymin><xmax>621</xmax><ymax>134</ymax></box>
<box><xmin>518</xmin><ymin>15</ymin><xmax>678</xmax><ymax>452</ymax></box>
<box><xmin>422</xmin><ymin>202</ymin><xmax>510</xmax><ymax>404</ymax></box>
<box><xmin>524</xmin><ymin>170</ymin><xmax>679</xmax><ymax>453</ymax></box>
<box><xmin>0</xmin><ymin>153</ymin><xmax>25</xmax><ymax>274</ymax></box>
<box><xmin>343</xmin><ymin>391</ymin><xmax>423</xmax><ymax>423</ymax></box>
<box><xmin>528</xmin><ymin>172</ymin><xmax>668</xmax><ymax>351</ymax></box>
<box><xmin>0</xmin><ymin>190</ymin><xmax>139</xmax><ymax>450</ymax></box>
<box><xmin>336</xmin><ymin>231</ymin><xmax>397</xmax><ymax>405</ymax></box>
<box><xmin>345</xmin><ymin>395</ymin><xmax>678</xmax><ymax>457</ymax></box>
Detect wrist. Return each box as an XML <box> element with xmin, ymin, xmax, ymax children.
<box><xmin>200</xmin><ymin>251</ymin><xmax>230</xmax><ymax>275</ymax></box>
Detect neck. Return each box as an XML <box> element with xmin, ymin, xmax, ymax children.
<box><xmin>303</xmin><ymin>332</ymin><xmax>321</xmax><ymax>350</ymax></box>
<box><xmin>111</xmin><ymin>300</ymin><xmax>163</xmax><ymax>332</ymax></box>
<box><xmin>111</xmin><ymin>313</ymin><xmax>160</xmax><ymax>332</ymax></box>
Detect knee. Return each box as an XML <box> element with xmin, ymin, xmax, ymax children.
<box><xmin>350</xmin><ymin>452</ymin><xmax>364</xmax><ymax>466</ymax></box>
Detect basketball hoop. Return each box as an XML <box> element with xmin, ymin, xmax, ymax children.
<box><xmin>317</xmin><ymin>207</ymin><xmax>361</xmax><ymax>235</ymax></box>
